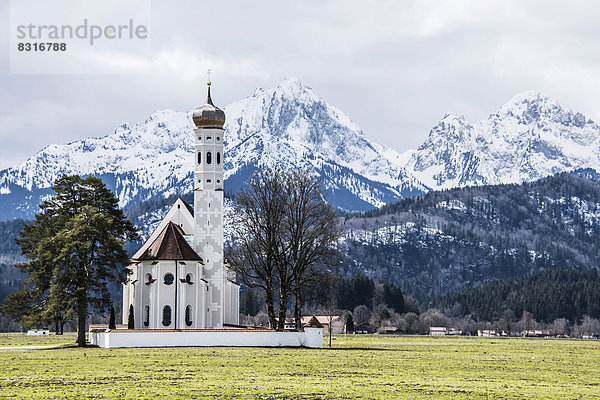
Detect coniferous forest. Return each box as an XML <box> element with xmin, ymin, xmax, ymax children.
<box><xmin>340</xmin><ymin>170</ymin><xmax>600</xmax><ymax>303</ymax></box>
<box><xmin>432</xmin><ymin>268</ymin><xmax>600</xmax><ymax>323</ymax></box>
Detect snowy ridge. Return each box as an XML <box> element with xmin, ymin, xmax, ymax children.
<box><xmin>1</xmin><ymin>83</ymin><xmax>598</xmax><ymax>222</ymax></box>
<box><xmin>0</xmin><ymin>78</ymin><xmax>426</xmax><ymax>220</ymax></box>
<box><xmin>405</xmin><ymin>91</ymin><xmax>600</xmax><ymax>190</ymax></box>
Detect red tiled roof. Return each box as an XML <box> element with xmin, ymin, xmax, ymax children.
<box><xmin>135</xmin><ymin>222</ymin><xmax>203</xmax><ymax>261</ymax></box>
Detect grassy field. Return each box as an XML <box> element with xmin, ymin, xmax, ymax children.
<box><xmin>0</xmin><ymin>333</ymin><xmax>599</xmax><ymax>399</ymax></box>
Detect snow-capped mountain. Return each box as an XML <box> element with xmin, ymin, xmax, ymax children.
<box><xmin>0</xmin><ymin>78</ymin><xmax>426</xmax><ymax>220</ymax></box>
<box><xmin>405</xmin><ymin>91</ymin><xmax>600</xmax><ymax>190</ymax></box>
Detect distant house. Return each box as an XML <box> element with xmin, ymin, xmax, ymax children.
<box><xmin>478</xmin><ymin>329</ymin><xmax>497</xmax><ymax>337</ymax></box>
<box><xmin>447</xmin><ymin>328</ymin><xmax>462</xmax><ymax>336</ymax></box>
<box><xmin>354</xmin><ymin>322</ymin><xmax>377</xmax><ymax>334</ymax></box>
<box><xmin>383</xmin><ymin>326</ymin><xmax>400</xmax><ymax>334</ymax></box>
<box><xmin>429</xmin><ymin>327</ymin><xmax>448</xmax><ymax>336</ymax></box>
<box><xmin>299</xmin><ymin>316</ymin><xmax>345</xmax><ymax>334</ymax></box>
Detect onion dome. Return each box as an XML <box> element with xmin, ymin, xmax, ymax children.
<box><xmin>192</xmin><ymin>82</ymin><xmax>226</xmax><ymax>129</ymax></box>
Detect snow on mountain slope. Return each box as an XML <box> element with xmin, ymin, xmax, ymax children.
<box><xmin>224</xmin><ymin>78</ymin><xmax>425</xmax><ymax>202</ymax></box>
<box><xmin>405</xmin><ymin>91</ymin><xmax>600</xmax><ymax>190</ymax></box>
<box><xmin>0</xmin><ymin>78</ymin><xmax>426</xmax><ymax>220</ymax></box>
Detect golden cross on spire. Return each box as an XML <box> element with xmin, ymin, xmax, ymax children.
<box><xmin>207</xmin><ymin>68</ymin><xmax>212</xmax><ymax>86</ymax></box>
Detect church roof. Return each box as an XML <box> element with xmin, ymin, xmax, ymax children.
<box><xmin>181</xmin><ymin>198</ymin><xmax>194</xmax><ymax>216</ymax></box>
<box><xmin>134</xmin><ymin>222</ymin><xmax>203</xmax><ymax>262</ymax></box>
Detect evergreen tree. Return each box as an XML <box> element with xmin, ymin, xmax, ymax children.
<box><xmin>128</xmin><ymin>304</ymin><xmax>135</xmax><ymax>329</ymax></box>
<box><xmin>240</xmin><ymin>288</ymin><xmax>259</xmax><ymax>316</ymax></box>
<box><xmin>383</xmin><ymin>282</ymin><xmax>404</xmax><ymax>313</ymax></box>
<box><xmin>1</xmin><ymin>175</ymin><xmax>138</xmax><ymax>346</ymax></box>
<box><xmin>346</xmin><ymin>313</ymin><xmax>354</xmax><ymax>333</ymax></box>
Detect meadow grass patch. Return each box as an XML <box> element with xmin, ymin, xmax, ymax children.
<box><xmin>0</xmin><ymin>334</ymin><xmax>598</xmax><ymax>399</ymax></box>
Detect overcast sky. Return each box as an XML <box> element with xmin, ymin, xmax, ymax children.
<box><xmin>1</xmin><ymin>0</ymin><xmax>600</xmax><ymax>170</ymax></box>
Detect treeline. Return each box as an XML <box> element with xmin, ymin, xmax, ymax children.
<box><xmin>432</xmin><ymin>268</ymin><xmax>600</xmax><ymax>323</ymax></box>
<box><xmin>334</xmin><ymin>274</ymin><xmax>406</xmax><ymax>314</ymax></box>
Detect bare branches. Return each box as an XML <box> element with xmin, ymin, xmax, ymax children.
<box><xmin>230</xmin><ymin>168</ymin><xmax>343</xmax><ymax>331</ymax></box>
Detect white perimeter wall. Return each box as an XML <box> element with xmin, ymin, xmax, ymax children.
<box><xmin>90</xmin><ymin>328</ymin><xmax>323</xmax><ymax>349</ymax></box>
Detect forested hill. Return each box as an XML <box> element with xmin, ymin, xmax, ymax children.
<box><xmin>431</xmin><ymin>269</ymin><xmax>600</xmax><ymax>323</ymax></box>
<box><xmin>340</xmin><ymin>169</ymin><xmax>600</xmax><ymax>303</ymax></box>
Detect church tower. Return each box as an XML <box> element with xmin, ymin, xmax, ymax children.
<box><xmin>192</xmin><ymin>81</ymin><xmax>228</xmax><ymax>328</ymax></box>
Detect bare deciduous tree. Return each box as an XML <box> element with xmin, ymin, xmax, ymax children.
<box><xmin>230</xmin><ymin>168</ymin><xmax>342</xmax><ymax>331</ymax></box>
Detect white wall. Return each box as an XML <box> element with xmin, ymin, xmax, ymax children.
<box><xmin>90</xmin><ymin>328</ymin><xmax>323</xmax><ymax>349</ymax></box>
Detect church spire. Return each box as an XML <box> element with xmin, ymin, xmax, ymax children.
<box><xmin>192</xmin><ymin>78</ymin><xmax>225</xmax><ymax>129</ymax></box>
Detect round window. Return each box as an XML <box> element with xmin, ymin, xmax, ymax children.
<box><xmin>164</xmin><ymin>273</ymin><xmax>174</xmax><ymax>285</ymax></box>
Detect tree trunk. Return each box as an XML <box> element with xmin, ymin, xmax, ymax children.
<box><xmin>54</xmin><ymin>319</ymin><xmax>59</xmax><ymax>335</ymax></box>
<box><xmin>294</xmin><ymin>289</ymin><xmax>303</xmax><ymax>331</ymax></box>
<box><xmin>329</xmin><ymin>317</ymin><xmax>333</xmax><ymax>347</ymax></box>
<box><xmin>265</xmin><ymin>284</ymin><xmax>276</xmax><ymax>330</ymax></box>
<box><xmin>277</xmin><ymin>287</ymin><xmax>287</xmax><ymax>331</ymax></box>
<box><xmin>76</xmin><ymin>293</ymin><xmax>87</xmax><ymax>347</ymax></box>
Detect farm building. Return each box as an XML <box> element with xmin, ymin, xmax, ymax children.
<box><xmin>354</xmin><ymin>322</ymin><xmax>377</xmax><ymax>334</ymax></box>
<box><xmin>429</xmin><ymin>327</ymin><xmax>448</xmax><ymax>336</ymax></box>
<box><xmin>300</xmin><ymin>316</ymin><xmax>346</xmax><ymax>334</ymax></box>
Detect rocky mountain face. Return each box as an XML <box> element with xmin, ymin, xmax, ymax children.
<box><xmin>404</xmin><ymin>91</ymin><xmax>600</xmax><ymax>190</ymax></box>
<box><xmin>0</xmin><ymin>78</ymin><xmax>426</xmax><ymax>222</ymax></box>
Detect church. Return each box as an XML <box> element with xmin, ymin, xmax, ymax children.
<box><xmin>121</xmin><ymin>81</ymin><xmax>240</xmax><ymax>329</ymax></box>
<box><xmin>90</xmin><ymin>81</ymin><xmax>321</xmax><ymax>348</ymax></box>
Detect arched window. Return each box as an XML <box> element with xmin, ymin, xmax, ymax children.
<box><xmin>162</xmin><ymin>305</ymin><xmax>172</xmax><ymax>327</ymax></box>
<box><xmin>164</xmin><ymin>273</ymin><xmax>174</xmax><ymax>285</ymax></box>
<box><xmin>145</xmin><ymin>273</ymin><xmax>152</xmax><ymax>285</ymax></box>
<box><xmin>216</xmin><ymin>152</ymin><xmax>221</xmax><ymax>164</ymax></box>
<box><xmin>206</xmin><ymin>151</ymin><xmax>212</xmax><ymax>164</ymax></box>
<box><xmin>144</xmin><ymin>305</ymin><xmax>150</xmax><ymax>327</ymax></box>
<box><xmin>185</xmin><ymin>273</ymin><xmax>194</xmax><ymax>284</ymax></box>
<box><xmin>185</xmin><ymin>305</ymin><xmax>193</xmax><ymax>327</ymax></box>
<box><xmin>198</xmin><ymin>152</ymin><xmax>201</xmax><ymax>164</ymax></box>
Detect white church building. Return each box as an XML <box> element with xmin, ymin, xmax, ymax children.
<box><xmin>90</xmin><ymin>82</ymin><xmax>322</xmax><ymax>348</ymax></box>
<box><xmin>122</xmin><ymin>82</ymin><xmax>239</xmax><ymax>330</ymax></box>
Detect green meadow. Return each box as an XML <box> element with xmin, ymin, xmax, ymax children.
<box><xmin>0</xmin><ymin>333</ymin><xmax>599</xmax><ymax>399</ymax></box>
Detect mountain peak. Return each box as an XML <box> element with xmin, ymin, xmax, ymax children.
<box><xmin>496</xmin><ymin>90</ymin><xmax>568</xmax><ymax>122</ymax></box>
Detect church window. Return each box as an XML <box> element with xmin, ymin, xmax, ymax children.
<box><xmin>164</xmin><ymin>273</ymin><xmax>174</xmax><ymax>285</ymax></box>
<box><xmin>198</xmin><ymin>152</ymin><xmax>201</xmax><ymax>164</ymax></box>
<box><xmin>145</xmin><ymin>273</ymin><xmax>152</xmax><ymax>285</ymax></box>
<box><xmin>185</xmin><ymin>305</ymin><xmax>193</xmax><ymax>326</ymax></box>
<box><xmin>206</xmin><ymin>152</ymin><xmax>212</xmax><ymax>164</ymax></box>
<box><xmin>207</xmin><ymin>179</ymin><xmax>212</xmax><ymax>183</ymax></box>
<box><xmin>198</xmin><ymin>136</ymin><xmax>201</xmax><ymax>141</ymax></box>
<box><xmin>186</xmin><ymin>273</ymin><xmax>194</xmax><ymax>284</ymax></box>
<box><xmin>162</xmin><ymin>305</ymin><xmax>172</xmax><ymax>326</ymax></box>
<box><xmin>207</xmin><ymin>136</ymin><xmax>212</xmax><ymax>140</ymax></box>
<box><xmin>144</xmin><ymin>305</ymin><xmax>150</xmax><ymax>327</ymax></box>
<box><xmin>216</xmin><ymin>152</ymin><xmax>221</xmax><ymax>164</ymax></box>
<box><xmin>216</xmin><ymin>136</ymin><xmax>220</xmax><ymax>141</ymax></box>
